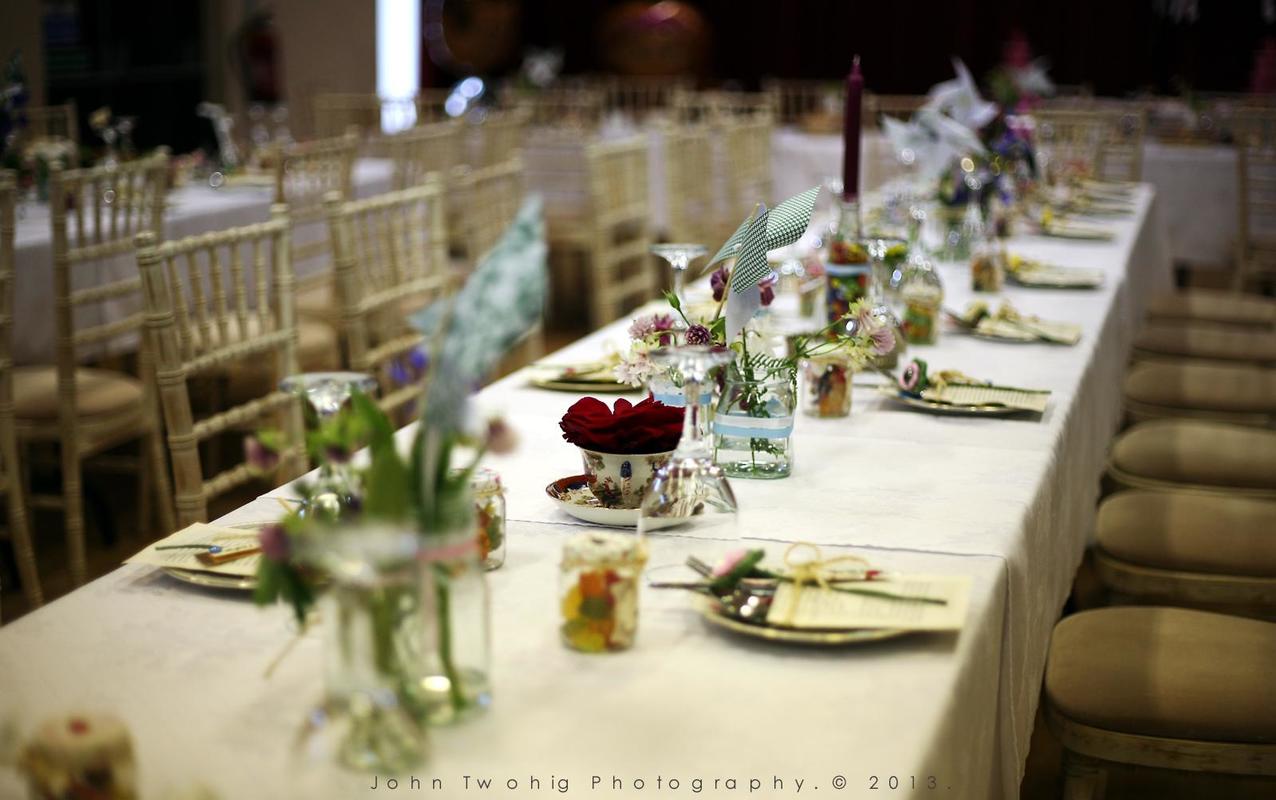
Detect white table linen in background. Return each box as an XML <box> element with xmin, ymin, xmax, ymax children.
<box><xmin>773</xmin><ymin>128</ymin><xmax>1238</xmax><ymax>271</ymax></box>
<box><xmin>11</xmin><ymin>160</ymin><xmax>394</xmax><ymax>365</ymax></box>
<box><xmin>263</xmin><ymin>186</ymin><xmax>1169</xmax><ymax>796</ymax></box>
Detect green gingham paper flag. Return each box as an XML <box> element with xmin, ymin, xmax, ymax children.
<box><xmin>706</xmin><ymin>185</ymin><xmax>822</xmax><ymax>273</ymax></box>
<box><xmin>725</xmin><ymin>203</ymin><xmax>767</xmax><ymax>342</ymax></box>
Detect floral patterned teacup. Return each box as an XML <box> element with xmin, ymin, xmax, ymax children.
<box><xmin>578</xmin><ymin>448</ymin><xmax>673</xmax><ymax>509</ymax></box>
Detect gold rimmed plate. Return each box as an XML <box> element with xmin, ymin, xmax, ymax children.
<box><xmin>160</xmin><ymin>521</ymin><xmax>264</xmax><ymax>591</ymax></box>
<box><xmin>696</xmin><ymin>596</ymin><xmax>910</xmax><ymax>646</ymax></box>
<box><xmin>874</xmin><ymin>386</ymin><xmax>1036</xmax><ymax>417</ymax></box>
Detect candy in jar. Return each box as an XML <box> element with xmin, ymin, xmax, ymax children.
<box><xmin>470</xmin><ymin>467</ymin><xmax>506</xmax><ymax>570</ymax></box>
<box><xmin>19</xmin><ymin>713</ymin><xmax>138</xmax><ymax>800</ymax></box>
<box><xmin>559</xmin><ymin>532</ymin><xmax>647</xmax><ymax>652</ymax></box>
<box><xmin>900</xmin><ymin>252</ymin><xmax>943</xmax><ymax>345</ymax></box>
<box><xmin>970</xmin><ymin>231</ymin><xmax>1005</xmax><ymax>293</ymax></box>
<box><xmin>801</xmin><ymin>355</ymin><xmax>852</xmax><ymax>418</ymax></box>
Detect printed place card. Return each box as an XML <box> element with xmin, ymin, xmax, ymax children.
<box><xmin>126</xmin><ymin>523</ymin><xmax>264</xmax><ymax>577</ymax></box>
<box><xmin>766</xmin><ymin>575</ymin><xmax>971</xmax><ymax>631</ymax></box>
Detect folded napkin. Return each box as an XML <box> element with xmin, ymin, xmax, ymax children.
<box><xmin>921</xmin><ymin>383</ymin><xmax>1051</xmax><ymax>413</ymax></box>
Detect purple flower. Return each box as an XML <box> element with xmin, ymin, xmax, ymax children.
<box><xmin>685</xmin><ymin>324</ymin><xmax>712</xmax><ymax>345</ymax></box>
<box><xmin>407</xmin><ymin>348</ymin><xmax>429</xmax><ymax>373</ymax></box>
<box><xmin>758</xmin><ymin>274</ymin><xmax>777</xmax><ymax>307</ymax></box>
<box><xmin>870</xmin><ymin>324</ymin><xmax>896</xmax><ymax>356</ymax></box>
<box><xmin>710</xmin><ymin>266</ymin><xmax>729</xmax><ymax>302</ymax></box>
<box><xmin>258</xmin><ymin>523</ymin><xmax>291</xmax><ymax>563</ymax></box>
<box><xmin>324</xmin><ymin>444</ymin><xmax>351</xmax><ymax>465</ymax></box>
<box><xmin>244</xmin><ymin>435</ymin><xmax>280</xmax><ymax>473</ymax></box>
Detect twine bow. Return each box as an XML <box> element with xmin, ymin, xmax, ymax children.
<box><xmin>782</xmin><ymin>542</ymin><xmax>873</xmax><ymax>589</ymax></box>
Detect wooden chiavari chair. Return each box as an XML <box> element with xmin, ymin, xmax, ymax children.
<box><xmin>673</xmin><ymin>89</ymin><xmax>776</xmax><ymax>125</ymax></box>
<box><xmin>313</xmin><ymin>93</ymin><xmax>420</xmax><ymax>139</ymax></box>
<box><xmin>13</xmin><ymin>153</ymin><xmax>175</xmax><ymax>584</ymax></box>
<box><xmin>135</xmin><ymin>216</ymin><xmax>306</xmax><ymax>528</ymax></box>
<box><xmin>477</xmin><ymin>108</ymin><xmax>531</xmax><ymax>168</ymax></box>
<box><xmin>0</xmin><ymin>172</ymin><xmax>40</xmax><ymax>607</ymax></box>
<box><xmin>1033</xmin><ymin>109</ymin><xmax>1146</xmax><ymax>182</ymax></box>
<box><xmin>573</xmin><ymin>137</ymin><xmax>654</xmax><ymax>326</ymax></box>
<box><xmin>415</xmin><ymin>89</ymin><xmax>454</xmax><ymax>125</ymax></box>
<box><xmin>373</xmin><ymin>120</ymin><xmax>463</xmax><ymax>191</ymax></box>
<box><xmin>324</xmin><ymin>180</ymin><xmax>456</xmax><ymax>420</ymax></box>
<box><xmin>274</xmin><ymin>132</ymin><xmax>358</xmax><ymax>349</ymax></box>
<box><xmin>716</xmin><ymin>115</ymin><xmax>774</xmax><ymax>243</ymax></box>
<box><xmin>511</xmin><ymin>87</ymin><xmax>604</xmax><ymax>130</ymax></box>
<box><xmin>451</xmin><ymin>159</ymin><xmax>544</xmax><ymax>373</ymax></box>
<box><xmin>866</xmin><ymin>93</ymin><xmax>928</xmax><ymax>126</ymax></box>
<box><xmin>25</xmin><ymin>102</ymin><xmax>78</xmax><ymax>146</ymax></box>
<box><xmin>600</xmin><ymin>76</ymin><xmax>689</xmax><ymax>121</ymax></box>
<box><xmin>663</xmin><ymin>124</ymin><xmax>714</xmax><ymax>245</ymax></box>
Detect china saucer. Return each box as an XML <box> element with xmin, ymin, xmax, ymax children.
<box><xmin>546</xmin><ymin>475</ymin><xmax>640</xmax><ymax>527</ymax></box>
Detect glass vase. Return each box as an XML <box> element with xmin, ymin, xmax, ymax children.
<box><xmin>825</xmin><ymin>195</ymin><xmax>870</xmax><ymax>323</ymax></box>
<box><xmin>301</xmin><ymin>527</ymin><xmax>430</xmax><ymax>773</ymax></box>
<box><xmin>713</xmin><ymin>372</ymin><xmax>796</xmax><ymax>479</ymax></box>
<box><xmin>802</xmin><ymin>355</ymin><xmax>853</xmax><ymax>418</ymax></box>
<box><xmin>417</xmin><ymin>529</ymin><xmax>492</xmax><ymax>725</ymax></box>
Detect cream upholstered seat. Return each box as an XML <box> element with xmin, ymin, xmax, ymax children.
<box><xmin>1107</xmin><ymin>420</ymin><xmax>1276</xmax><ymax>498</ymax></box>
<box><xmin>1123</xmin><ymin>361</ymin><xmax>1276</xmax><ymax>426</ymax></box>
<box><xmin>1047</xmin><ymin>607</ymin><xmax>1276</xmax><ymax>742</ymax></box>
<box><xmin>1044</xmin><ymin>607</ymin><xmax>1276</xmax><ymax>798</ymax></box>
<box><xmin>1146</xmin><ymin>289</ymin><xmax>1276</xmax><ymax>329</ymax></box>
<box><xmin>1133</xmin><ymin>320</ymin><xmax>1276</xmax><ymax>364</ymax></box>
<box><xmin>0</xmin><ymin>172</ymin><xmax>40</xmax><ymax>608</ymax></box>
<box><xmin>1094</xmin><ymin>491</ymin><xmax>1276</xmax><ymax>611</ymax></box>
<box><xmin>12</xmin><ymin>367</ymin><xmax>143</xmax><ymax>421</ymax></box>
<box><xmin>1098</xmin><ymin>491</ymin><xmax>1276</xmax><ymax>577</ymax></box>
<box><xmin>1046</xmin><ymin>607</ymin><xmax>1276</xmax><ymax>795</ymax></box>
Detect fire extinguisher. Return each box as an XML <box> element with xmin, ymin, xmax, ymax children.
<box><xmin>234</xmin><ymin>10</ymin><xmax>282</xmax><ymax>104</ymax></box>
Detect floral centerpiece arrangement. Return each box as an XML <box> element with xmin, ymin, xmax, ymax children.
<box><xmin>250</xmin><ymin>197</ymin><xmax>548</xmax><ymax>771</ymax></box>
<box><xmin>627</xmin><ymin>187</ymin><xmax>895</xmax><ymax>477</ymax></box>
<box><xmin>559</xmin><ymin>396</ymin><xmax>684</xmax><ymax>508</ymax></box>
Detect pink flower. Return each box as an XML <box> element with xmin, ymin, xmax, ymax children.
<box><xmin>258</xmin><ymin>523</ymin><xmax>291</xmax><ymax>563</ymax></box>
<box><xmin>870</xmin><ymin>324</ymin><xmax>896</xmax><ymax>356</ymax></box>
<box><xmin>712</xmin><ymin>549</ymin><xmax>750</xmax><ymax>578</ymax></box>
<box><xmin>900</xmin><ymin>359</ymin><xmax>928</xmax><ymax>393</ymax></box>
<box><xmin>628</xmin><ymin>313</ymin><xmax>675</xmax><ymax>342</ymax></box>
<box><xmin>485</xmin><ymin>417</ymin><xmax>518</xmax><ymax>455</ymax></box>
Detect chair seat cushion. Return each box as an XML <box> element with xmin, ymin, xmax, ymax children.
<box><xmin>12</xmin><ymin>366</ymin><xmax>143</xmax><ymax>421</ymax></box>
<box><xmin>1097</xmin><ymin>491</ymin><xmax>1276</xmax><ymax>576</ymax></box>
<box><xmin>1134</xmin><ymin>321</ymin><xmax>1276</xmax><ymax>363</ymax></box>
<box><xmin>1124</xmin><ymin>361</ymin><xmax>1276</xmax><ymax>414</ymax></box>
<box><xmin>1046</xmin><ymin>607</ymin><xmax>1276</xmax><ymax>743</ymax></box>
<box><xmin>1147</xmin><ymin>289</ymin><xmax>1276</xmax><ymax>328</ymax></box>
<box><xmin>1110</xmin><ymin>420</ymin><xmax>1276</xmax><ymax>491</ymax></box>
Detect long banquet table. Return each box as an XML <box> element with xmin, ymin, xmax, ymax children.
<box><xmin>0</xmin><ymin>187</ymin><xmax>1170</xmax><ymax>799</ymax></box>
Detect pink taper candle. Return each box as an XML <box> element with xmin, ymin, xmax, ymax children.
<box><xmin>842</xmin><ymin>55</ymin><xmax>863</xmax><ymax>201</ymax></box>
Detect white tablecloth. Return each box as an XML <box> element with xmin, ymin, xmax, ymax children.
<box><xmin>260</xmin><ymin>186</ymin><xmax>1167</xmax><ymax>796</ymax></box>
<box><xmin>11</xmin><ymin>160</ymin><xmax>395</xmax><ymax>365</ymax></box>
<box><xmin>0</xmin><ymin>179</ymin><xmax>1170</xmax><ymax>798</ymax></box>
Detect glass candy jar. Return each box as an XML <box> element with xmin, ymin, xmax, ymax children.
<box><xmin>470</xmin><ymin>468</ymin><xmax>506</xmax><ymax>571</ymax></box>
<box><xmin>900</xmin><ymin>253</ymin><xmax>943</xmax><ymax>345</ymax></box>
<box><xmin>801</xmin><ymin>355</ymin><xmax>853</xmax><ymax>418</ymax></box>
<box><xmin>559</xmin><ymin>532</ymin><xmax>648</xmax><ymax>653</ymax></box>
<box><xmin>970</xmin><ymin>228</ymin><xmax>1006</xmax><ymax>293</ymax></box>
<box><xmin>825</xmin><ymin>196</ymin><xmax>870</xmax><ymax>323</ymax></box>
<box><xmin>714</xmin><ymin>372</ymin><xmax>797</xmax><ymax>479</ymax></box>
